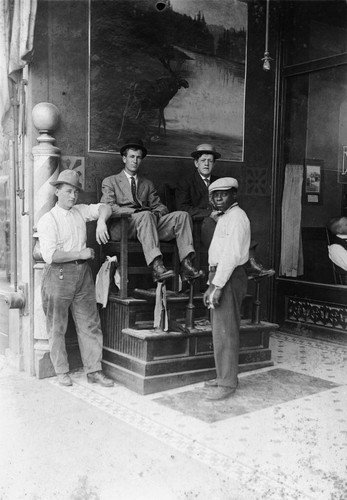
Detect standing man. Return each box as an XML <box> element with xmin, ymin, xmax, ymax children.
<box><xmin>175</xmin><ymin>143</ymin><xmax>220</xmax><ymax>248</ymax></box>
<box><xmin>203</xmin><ymin>178</ymin><xmax>250</xmax><ymax>401</ymax></box>
<box><xmin>100</xmin><ymin>138</ymin><xmax>203</xmax><ymax>283</ymax></box>
<box><xmin>37</xmin><ymin>169</ymin><xmax>114</xmax><ymax>388</ymax></box>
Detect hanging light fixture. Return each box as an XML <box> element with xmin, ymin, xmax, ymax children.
<box><xmin>262</xmin><ymin>0</ymin><xmax>273</xmax><ymax>71</ymax></box>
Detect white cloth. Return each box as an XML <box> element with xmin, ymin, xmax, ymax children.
<box><xmin>153</xmin><ymin>282</ymin><xmax>169</xmax><ymax>331</ymax></box>
<box><xmin>9</xmin><ymin>0</ymin><xmax>37</xmax><ymax>77</ymax></box>
<box><xmin>0</xmin><ymin>0</ymin><xmax>37</xmax><ymax>127</ymax></box>
<box><xmin>95</xmin><ymin>256</ymin><xmax>120</xmax><ymax>308</ymax></box>
<box><xmin>208</xmin><ymin>203</ymin><xmax>250</xmax><ymax>288</ymax></box>
<box><xmin>279</xmin><ymin>164</ymin><xmax>304</xmax><ymax>277</ymax></box>
<box><xmin>0</xmin><ymin>0</ymin><xmax>11</xmax><ymax>127</ymax></box>
<box><xmin>328</xmin><ymin>236</ymin><xmax>347</xmax><ymax>271</ymax></box>
<box><xmin>37</xmin><ymin>203</ymin><xmax>101</xmax><ymax>264</ymax></box>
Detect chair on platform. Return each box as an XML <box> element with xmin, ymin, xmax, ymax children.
<box><xmin>326</xmin><ymin>228</ymin><xmax>347</xmax><ymax>285</ymax></box>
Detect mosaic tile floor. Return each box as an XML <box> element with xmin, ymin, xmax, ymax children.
<box><xmin>154</xmin><ymin>368</ymin><xmax>339</xmax><ymax>422</ymax></box>
<box><xmin>50</xmin><ymin>332</ymin><xmax>347</xmax><ymax>499</ymax></box>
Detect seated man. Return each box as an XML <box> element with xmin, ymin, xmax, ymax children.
<box><xmin>175</xmin><ymin>143</ymin><xmax>220</xmax><ymax>248</ymax></box>
<box><xmin>327</xmin><ymin>216</ymin><xmax>347</xmax><ymax>283</ymax></box>
<box><xmin>100</xmin><ymin>138</ymin><xmax>203</xmax><ymax>283</ymax></box>
<box><xmin>176</xmin><ymin>143</ymin><xmax>275</xmax><ymax>278</ymax></box>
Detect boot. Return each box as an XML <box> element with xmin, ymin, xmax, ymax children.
<box><xmin>152</xmin><ymin>257</ymin><xmax>176</xmax><ymax>283</ymax></box>
<box><xmin>245</xmin><ymin>257</ymin><xmax>275</xmax><ymax>278</ymax></box>
<box><xmin>180</xmin><ymin>255</ymin><xmax>204</xmax><ymax>282</ymax></box>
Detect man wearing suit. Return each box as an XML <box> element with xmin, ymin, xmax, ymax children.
<box><xmin>175</xmin><ymin>143</ymin><xmax>220</xmax><ymax>248</ymax></box>
<box><xmin>100</xmin><ymin>138</ymin><xmax>203</xmax><ymax>283</ymax></box>
<box><xmin>176</xmin><ymin>143</ymin><xmax>275</xmax><ymax>278</ymax></box>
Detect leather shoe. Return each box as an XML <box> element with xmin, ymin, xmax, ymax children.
<box><xmin>204</xmin><ymin>378</ymin><xmax>218</xmax><ymax>387</ymax></box>
<box><xmin>245</xmin><ymin>258</ymin><xmax>275</xmax><ymax>278</ymax></box>
<box><xmin>180</xmin><ymin>257</ymin><xmax>204</xmax><ymax>282</ymax></box>
<box><xmin>205</xmin><ymin>386</ymin><xmax>236</xmax><ymax>401</ymax></box>
<box><xmin>87</xmin><ymin>371</ymin><xmax>114</xmax><ymax>387</ymax></box>
<box><xmin>57</xmin><ymin>373</ymin><xmax>73</xmax><ymax>386</ymax></box>
<box><xmin>152</xmin><ymin>258</ymin><xmax>176</xmax><ymax>283</ymax></box>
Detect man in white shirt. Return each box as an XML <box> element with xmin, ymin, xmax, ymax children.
<box><xmin>37</xmin><ymin>169</ymin><xmax>114</xmax><ymax>387</ymax></box>
<box><xmin>327</xmin><ymin>216</ymin><xmax>347</xmax><ymax>284</ymax></box>
<box><xmin>203</xmin><ymin>177</ymin><xmax>251</xmax><ymax>401</ymax></box>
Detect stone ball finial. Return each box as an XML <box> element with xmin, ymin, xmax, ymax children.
<box><xmin>32</xmin><ymin>102</ymin><xmax>60</xmax><ymax>132</ymax></box>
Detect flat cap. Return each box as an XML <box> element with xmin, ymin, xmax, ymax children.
<box><xmin>209</xmin><ymin>177</ymin><xmax>238</xmax><ymax>193</ymax></box>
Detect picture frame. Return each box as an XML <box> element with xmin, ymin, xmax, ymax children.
<box><xmin>304</xmin><ymin>159</ymin><xmax>323</xmax><ymax>205</ymax></box>
<box><xmin>88</xmin><ymin>0</ymin><xmax>247</xmax><ymax>160</ymax></box>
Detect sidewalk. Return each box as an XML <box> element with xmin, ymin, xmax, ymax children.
<box><xmin>1</xmin><ymin>332</ymin><xmax>347</xmax><ymax>500</ymax></box>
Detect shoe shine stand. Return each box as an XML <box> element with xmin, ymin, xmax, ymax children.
<box><xmin>100</xmin><ymin>274</ymin><xmax>278</xmax><ymax>395</ymax></box>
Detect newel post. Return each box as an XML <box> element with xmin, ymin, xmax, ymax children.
<box><xmin>31</xmin><ymin>102</ymin><xmax>60</xmax><ymax>378</ymax></box>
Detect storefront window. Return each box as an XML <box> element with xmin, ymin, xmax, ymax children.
<box><xmin>280</xmin><ymin>1</ymin><xmax>347</xmax><ymax>284</ymax></box>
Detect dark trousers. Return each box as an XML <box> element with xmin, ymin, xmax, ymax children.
<box><xmin>41</xmin><ymin>262</ymin><xmax>103</xmax><ymax>375</ymax></box>
<box><xmin>210</xmin><ymin>266</ymin><xmax>248</xmax><ymax>388</ymax></box>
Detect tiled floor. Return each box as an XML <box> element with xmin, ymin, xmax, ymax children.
<box><xmin>49</xmin><ymin>332</ymin><xmax>347</xmax><ymax>499</ymax></box>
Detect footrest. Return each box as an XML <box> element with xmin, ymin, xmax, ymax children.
<box><xmin>133</xmin><ymin>288</ymin><xmax>191</xmax><ymax>303</ymax></box>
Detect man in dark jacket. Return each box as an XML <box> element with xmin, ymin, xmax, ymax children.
<box><xmin>176</xmin><ymin>144</ymin><xmax>275</xmax><ymax>278</ymax></box>
<box><xmin>175</xmin><ymin>143</ymin><xmax>221</xmax><ymax>248</ymax></box>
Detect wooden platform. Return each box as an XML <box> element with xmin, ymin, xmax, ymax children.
<box><xmin>100</xmin><ymin>292</ymin><xmax>278</xmax><ymax>394</ymax></box>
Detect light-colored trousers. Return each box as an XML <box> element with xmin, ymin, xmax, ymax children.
<box><xmin>109</xmin><ymin>210</ymin><xmax>195</xmax><ymax>265</ymax></box>
<box><xmin>41</xmin><ymin>262</ymin><xmax>103</xmax><ymax>375</ymax></box>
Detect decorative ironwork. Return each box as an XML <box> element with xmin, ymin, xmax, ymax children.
<box><xmin>286</xmin><ymin>297</ymin><xmax>347</xmax><ymax>332</ymax></box>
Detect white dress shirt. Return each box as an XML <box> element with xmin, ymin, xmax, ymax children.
<box><xmin>37</xmin><ymin>203</ymin><xmax>101</xmax><ymax>264</ymax></box>
<box><xmin>208</xmin><ymin>203</ymin><xmax>250</xmax><ymax>288</ymax></box>
<box><xmin>328</xmin><ymin>235</ymin><xmax>347</xmax><ymax>271</ymax></box>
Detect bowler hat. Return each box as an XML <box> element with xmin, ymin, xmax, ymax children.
<box><xmin>120</xmin><ymin>138</ymin><xmax>147</xmax><ymax>158</ymax></box>
<box><xmin>209</xmin><ymin>177</ymin><xmax>238</xmax><ymax>193</ymax></box>
<box><xmin>50</xmin><ymin>169</ymin><xmax>83</xmax><ymax>191</ymax></box>
<box><xmin>191</xmin><ymin>143</ymin><xmax>221</xmax><ymax>160</ymax></box>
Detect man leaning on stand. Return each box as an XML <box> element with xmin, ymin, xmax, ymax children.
<box><xmin>100</xmin><ymin>137</ymin><xmax>203</xmax><ymax>284</ymax></box>
<box><xmin>37</xmin><ymin>169</ymin><xmax>114</xmax><ymax>388</ymax></box>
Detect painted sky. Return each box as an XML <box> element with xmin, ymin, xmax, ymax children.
<box><xmin>169</xmin><ymin>0</ymin><xmax>247</xmax><ymax>31</ymax></box>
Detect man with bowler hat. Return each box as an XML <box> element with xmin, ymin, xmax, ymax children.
<box><xmin>176</xmin><ymin>143</ymin><xmax>221</xmax><ymax>248</ymax></box>
<box><xmin>37</xmin><ymin>169</ymin><xmax>114</xmax><ymax>387</ymax></box>
<box><xmin>203</xmin><ymin>177</ymin><xmax>250</xmax><ymax>401</ymax></box>
<box><xmin>100</xmin><ymin>138</ymin><xmax>203</xmax><ymax>283</ymax></box>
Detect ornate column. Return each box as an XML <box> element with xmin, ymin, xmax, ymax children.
<box><xmin>31</xmin><ymin>102</ymin><xmax>60</xmax><ymax>378</ymax></box>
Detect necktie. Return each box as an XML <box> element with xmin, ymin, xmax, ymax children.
<box><xmin>130</xmin><ymin>176</ymin><xmax>140</xmax><ymax>207</ymax></box>
<box><xmin>204</xmin><ymin>178</ymin><xmax>210</xmax><ymax>188</ymax></box>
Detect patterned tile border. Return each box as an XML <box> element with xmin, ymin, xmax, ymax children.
<box><xmin>49</xmin><ymin>378</ymin><xmax>313</xmax><ymax>500</ymax></box>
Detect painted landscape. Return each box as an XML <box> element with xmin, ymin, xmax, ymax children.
<box><xmin>89</xmin><ymin>0</ymin><xmax>247</xmax><ymax>160</ymax></box>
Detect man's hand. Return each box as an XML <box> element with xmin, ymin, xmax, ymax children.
<box><xmin>203</xmin><ymin>285</ymin><xmax>222</xmax><ymax>309</ymax></box>
<box><xmin>96</xmin><ymin>220</ymin><xmax>110</xmax><ymax>245</ymax></box>
<box><xmin>210</xmin><ymin>210</ymin><xmax>221</xmax><ymax>222</ymax></box>
<box><xmin>80</xmin><ymin>248</ymin><xmax>95</xmax><ymax>260</ymax></box>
